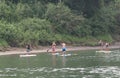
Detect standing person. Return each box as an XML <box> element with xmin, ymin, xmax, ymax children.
<box><xmin>105</xmin><ymin>42</ymin><xmax>110</xmax><ymax>51</ymax></box>
<box><xmin>98</xmin><ymin>40</ymin><xmax>104</xmax><ymax>50</ymax></box>
<box><xmin>61</xmin><ymin>42</ymin><xmax>66</xmax><ymax>55</ymax></box>
<box><xmin>51</xmin><ymin>42</ymin><xmax>56</xmax><ymax>53</ymax></box>
<box><xmin>26</xmin><ymin>44</ymin><xmax>31</xmax><ymax>53</ymax></box>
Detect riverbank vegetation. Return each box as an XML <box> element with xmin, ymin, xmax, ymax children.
<box><xmin>0</xmin><ymin>0</ymin><xmax>120</xmax><ymax>49</ymax></box>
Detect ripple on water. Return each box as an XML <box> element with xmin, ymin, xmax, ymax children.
<box><xmin>0</xmin><ymin>66</ymin><xmax>120</xmax><ymax>78</ymax></box>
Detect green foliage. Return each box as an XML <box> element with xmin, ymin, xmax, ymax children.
<box><xmin>64</xmin><ymin>0</ymin><xmax>104</xmax><ymax>18</ymax></box>
<box><xmin>0</xmin><ymin>1</ymin><xmax>13</xmax><ymax>22</ymax></box>
<box><xmin>15</xmin><ymin>3</ymin><xmax>33</xmax><ymax>20</ymax></box>
<box><xmin>0</xmin><ymin>39</ymin><xmax>8</xmax><ymax>51</ymax></box>
<box><xmin>80</xmin><ymin>0</ymin><xmax>119</xmax><ymax>37</ymax></box>
<box><xmin>0</xmin><ymin>0</ymin><xmax>119</xmax><ymax>47</ymax></box>
<box><xmin>31</xmin><ymin>1</ymin><xmax>45</xmax><ymax>18</ymax></box>
<box><xmin>96</xmin><ymin>34</ymin><xmax>113</xmax><ymax>43</ymax></box>
<box><xmin>0</xmin><ymin>39</ymin><xmax>8</xmax><ymax>47</ymax></box>
<box><xmin>0</xmin><ymin>1</ymin><xmax>45</xmax><ymax>22</ymax></box>
<box><xmin>45</xmin><ymin>3</ymin><xmax>84</xmax><ymax>36</ymax></box>
<box><xmin>0</xmin><ymin>21</ymin><xmax>20</xmax><ymax>46</ymax></box>
<box><xmin>17</xmin><ymin>18</ymin><xmax>53</xmax><ymax>46</ymax></box>
<box><xmin>53</xmin><ymin>35</ymin><xmax>99</xmax><ymax>46</ymax></box>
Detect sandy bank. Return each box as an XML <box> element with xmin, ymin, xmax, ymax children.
<box><xmin>0</xmin><ymin>44</ymin><xmax>120</xmax><ymax>56</ymax></box>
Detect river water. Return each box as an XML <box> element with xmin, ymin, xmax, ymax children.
<box><xmin>0</xmin><ymin>49</ymin><xmax>120</xmax><ymax>78</ymax></box>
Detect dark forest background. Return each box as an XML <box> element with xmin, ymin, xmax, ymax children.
<box><xmin>0</xmin><ymin>0</ymin><xmax>120</xmax><ymax>48</ymax></box>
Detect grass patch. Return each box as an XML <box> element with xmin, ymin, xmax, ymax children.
<box><xmin>96</xmin><ymin>34</ymin><xmax>113</xmax><ymax>43</ymax></box>
<box><xmin>0</xmin><ymin>39</ymin><xmax>9</xmax><ymax>51</ymax></box>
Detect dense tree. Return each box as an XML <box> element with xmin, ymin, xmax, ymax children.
<box><xmin>45</xmin><ymin>3</ymin><xmax>84</xmax><ymax>36</ymax></box>
<box><xmin>0</xmin><ymin>0</ymin><xmax>119</xmax><ymax>48</ymax></box>
<box><xmin>17</xmin><ymin>18</ymin><xmax>54</xmax><ymax>46</ymax></box>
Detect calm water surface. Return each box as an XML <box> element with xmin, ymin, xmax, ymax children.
<box><xmin>0</xmin><ymin>49</ymin><xmax>120</xmax><ymax>78</ymax></box>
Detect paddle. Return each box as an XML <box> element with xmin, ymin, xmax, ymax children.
<box><xmin>47</xmin><ymin>47</ymin><xmax>51</xmax><ymax>52</ymax></box>
<box><xmin>47</xmin><ymin>48</ymin><xmax>50</xmax><ymax>52</ymax></box>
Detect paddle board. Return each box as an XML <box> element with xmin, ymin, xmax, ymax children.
<box><xmin>59</xmin><ymin>54</ymin><xmax>71</xmax><ymax>56</ymax></box>
<box><xmin>52</xmin><ymin>53</ymin><xmax>59</xmax><ymax>55</ymax></box>
<box><xmin>96</xmin><ymin>50</ymin><xmax>112</xmax><ymax>53</ymax></box>
<box><xmin>20</xmin><ymin>54</ymin><xmax>36</xmax><ymax>57</ymax></box>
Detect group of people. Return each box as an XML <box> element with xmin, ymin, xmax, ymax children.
<box><xmin>98</xmin><ymin>40</ymin><xmax>110</xmax><ymax>50</ymax></box>
<box><xmin>50</xmin><ymin>42</ymin><xmax>67</xmax><ymax>54</ymax></box>
<box><xmin>26</xmin><ymin>42</ymin><xmax>67</xmax><ymax>54</ymax></box>
<box><xmin>26</xmin><ymin>40</ymin><xmax>109</xmax><ymax>53</ymax></box>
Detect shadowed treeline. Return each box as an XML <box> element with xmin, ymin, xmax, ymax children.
<box><xmin>0</xmin><ymin>0</ymin><xmax>120</xmax><ymax>48</ymax></box>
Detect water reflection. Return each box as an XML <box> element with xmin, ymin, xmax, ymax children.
<box><xmin>62</xmin><ymin>56</ymin><xmax>66</xmax><ymax>67</ymax></box>
<box><xmin>96</xmin><ymin>50</ymin><xmax>120</xmax><ymax>63</ymax></box>
<box><xmin>51</xmin><ymin>53</ymin><xmax>67</xmax><ymax>67</ymax></box>
<box><xmin>52</xmin><ymin>54</ymin><xmax>56</xmax><ymax>67</ymax></box>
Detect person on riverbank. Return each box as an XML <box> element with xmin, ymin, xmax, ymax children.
<box><xmin>98</xmin><ymin>40</ymin><xmax>104</xmax><ymax>50</ymax></box>
<box><xmin>105</xmin><ymin>42</ymin><xmax>110</xmax><ymax>51</ymax></box>
<box><xmin>47</xmin><ymin>42</ymin><xmax>56</xmax><ymax>53</ymax></box>
<box><xmin>26</xmin><ymin>44</ymin><xmax>32</xmax><ymax>52</ymax></box>
<box><xmin>51</xmin><ymin>42</ymin><xmax>56</xmax><ymax>53</ymax></box>
<box><xmin>61</xmin><ymin>42</ymin><xmax>66</xmax><ymax>54</ymax></box>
